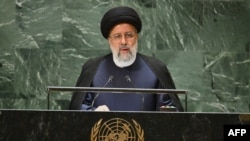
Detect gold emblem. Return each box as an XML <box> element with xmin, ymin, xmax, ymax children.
<box><xmin>90</xmin><ymin>118</ymin><xmax>144</xmax><ymax>141</ymax></box>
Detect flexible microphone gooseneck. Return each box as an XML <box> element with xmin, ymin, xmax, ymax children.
<box><xmin>124</xmin><ymin>75</ymin><xmax>144</xmax><ymax>111</ymax></box>
<box><xmin>91</xmin><ymin>75</ymin><xmax>114</xmax><ymax>109</ymax></box>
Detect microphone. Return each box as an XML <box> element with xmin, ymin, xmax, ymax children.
<box><xmin>124</xmin><ymin>75</ymin><xmax>144</xmax><ymax>111</ymax></box>
<box><xmin>124</xmin><ymin>75</ymin><xmax>135</xmax><ymax>87</ymax></box>
<box><xmin>91</xmin><ymin>75</ymin><xmax>114</xmax><ymax>109</ymax></box>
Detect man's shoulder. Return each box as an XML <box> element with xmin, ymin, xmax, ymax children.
<box><xmin>85</xmin><ymin>53</ymin><xmax>111</xmax><ymax>64</ymax></box>
<box><xmin>138</xmin><ymin>53</ymin><xmax>165</xmax><ymax>67</ymax></box>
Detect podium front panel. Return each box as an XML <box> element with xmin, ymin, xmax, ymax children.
<box><xmin>0</xmin><ymin>110</ymin><xmax>249</xmax><ymax>141</ymax></box>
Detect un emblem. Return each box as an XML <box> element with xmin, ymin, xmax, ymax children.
<box><xmin>90</xmin><ymin>118</ymin><xmax>144</xmax><ymax>141</ymax></box>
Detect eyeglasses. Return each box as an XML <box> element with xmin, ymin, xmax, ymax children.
<box><xmin>109</xmin><ymin>32</ymin><xmax>137</xmax><ymax>41</ymax></box>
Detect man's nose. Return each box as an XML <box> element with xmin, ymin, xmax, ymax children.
<box><xmin>120</xmin><ymin>35</ymin><xmax>128</xmax><ymax>45</ymax></box>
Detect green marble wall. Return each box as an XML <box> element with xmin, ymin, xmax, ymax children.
<box><xmin>0</xmin><ymin>0</ymin><xmax>249</xmax><ymax>112</ymax></box>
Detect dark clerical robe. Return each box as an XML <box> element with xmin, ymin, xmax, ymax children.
<box><xmin>69</xmin><ymin>53</ymin><xmax>184</xmax><ymax>111</ymax></box>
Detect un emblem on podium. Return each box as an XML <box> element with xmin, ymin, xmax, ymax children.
<box><xmin>90</xmin><ymin>118</ymin><xmax>144</xmax><ymax>141</ymax></box>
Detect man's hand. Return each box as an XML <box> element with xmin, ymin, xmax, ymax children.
<box><xmin>94</xmin><ymin>105</ymin><xmax>110</xmax><ymax>111</ymax></box>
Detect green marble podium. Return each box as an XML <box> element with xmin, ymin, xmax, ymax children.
<box><xmin>0</xmin><ymin>110</ymin><xmax>249</xmax><ymax>141</ymax></box>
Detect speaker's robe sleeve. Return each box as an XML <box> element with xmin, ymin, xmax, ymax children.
<box><xmin>68</xmin><ymin>55</ymin><xmax>107</xmax><ymax>110</ymax></box>
<box><xmin>140</xmin><ymin>54</ymin><xmax>184</xmax><ymax>112</ymax></box>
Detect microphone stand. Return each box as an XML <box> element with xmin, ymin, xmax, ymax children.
<box><xmin>90</xmin><ymin>76</ymin><xmax>114</xmax><ymax>110</ymax></box>
<box><xmin>125</xmin><ymin>75</ymin><xmax>144</xmax><ymax>111</ymax></box>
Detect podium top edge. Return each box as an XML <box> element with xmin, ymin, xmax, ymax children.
<box><xmin>46</xmin><ymin>86</ymin><xmax>188</xmax><ymax>94</ymax></box>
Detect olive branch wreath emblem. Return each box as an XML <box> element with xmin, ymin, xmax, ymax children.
<box><xmin>90</xmin><ymin>118</ymin><xmax>144</xmax><ymax>141</ymax></box>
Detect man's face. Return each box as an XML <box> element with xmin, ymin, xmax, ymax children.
<box><xmin>108</xmin><ymin>23</ymin><xmax>138</xmax><ymax>63</ymax></box>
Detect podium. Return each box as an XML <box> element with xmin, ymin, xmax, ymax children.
<box><xmin>1</xmin><ymin>87</ymin><xmax>247</xmax><ymax>140</ymax></box>
<box><xmin>0</xmin><ymin>110</ymin><xmax>249</xmax><ymax>141</ymax></box>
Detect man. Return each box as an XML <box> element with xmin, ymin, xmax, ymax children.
<box><xmin>69</xmin><ymin>6</ymin><xmax>184</xmax><ymax>112</ymax></box>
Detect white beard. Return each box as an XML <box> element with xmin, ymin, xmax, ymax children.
<box><xmin>111</xmin><ymin>42</ymin><xmax>138</xmax><ymax>68</ymax></box>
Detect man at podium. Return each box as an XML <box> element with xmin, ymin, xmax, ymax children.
<box><xmin>69</xmin><ymin>6</ymin><xmax>184</xmax><ymax>112</ymax></box>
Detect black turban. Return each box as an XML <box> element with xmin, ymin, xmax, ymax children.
<box><xmin>100</xmin><ymin>6</ymin><xmax>142</xmax><ymax>39</ymax></box>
